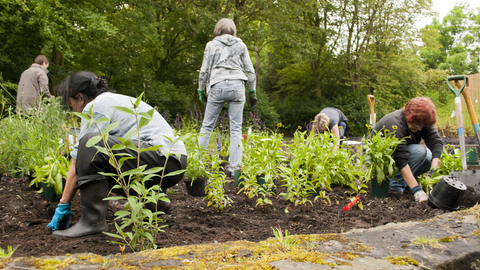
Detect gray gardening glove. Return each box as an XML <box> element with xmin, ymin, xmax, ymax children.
<box><xmin>414</xmin><ymin>190</ymin><xmax>428</xmax><ymax>202</ymax></box>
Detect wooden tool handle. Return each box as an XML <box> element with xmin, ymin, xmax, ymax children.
<box><xmin>367</xmin><ymin>95</ymin><xmax>375</xmax><ymax>125</ymax></box>
<box><xmin>455</xmin><ymin>78</ymin><xmax>478</xmax><ymax>125</ymax></box>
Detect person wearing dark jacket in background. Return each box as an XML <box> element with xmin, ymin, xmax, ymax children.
<box><xmin>17</xmin><ymin>55</ymin><xmax>52</xmax><ymax>112</ymax></box>
<box><xmin>372</xmin><ymin>97</ymin><xmax>443</xmax><ymax>203</ymax></box>
<box><xmin>313</xmin><ymin>107</ymin><xmax>349</xmax><ymax>147</ymax></box>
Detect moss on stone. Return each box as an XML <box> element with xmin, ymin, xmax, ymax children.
<box><xmin>386</xmin><ymin>256</ymin><xmax>419</xmax><ymax>266</ymax></box>
<box><xmin>347</xmin><ymin>243</ymin><xmax>374</xmax><ymax>252</ymax></box>
<box><xmin>30</xmin><ymin>257</ymin><xmax>77</xmax><ymax>269</ymax></box>
<box><xmin>439</xmin><ymin>236</ymin><xmax>455</xmax><ymax>242</ymax></box>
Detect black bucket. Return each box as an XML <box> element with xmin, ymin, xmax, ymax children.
<box><xmin>428</xmin><ymin>176</ymin><xmax>466</xmax><ymax>211</ymax></box>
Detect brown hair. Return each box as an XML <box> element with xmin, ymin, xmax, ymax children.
<box><xmin>213</xmin><ymin>18</ymin><xmax>236</xmax><ymax>37</ymax></box>
<box><xmin>403</xmin><ymin>97</ymin><xmax>437</xmax><ymax>127</ymax></box>
<box><xmin>34</xmin><ymin>55</ymin><xmax>49</xmax><ymax>65</ymax></box>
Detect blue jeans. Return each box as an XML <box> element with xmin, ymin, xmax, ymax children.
<box><xmin>198</xmin><ymin>80</ymin><xmax>245</xmax><ymax>173</ymax></box>
<box><xmin>390</xmin><ymin>144</ymin><xmax>432</xmax><ymax>192</ymax></box>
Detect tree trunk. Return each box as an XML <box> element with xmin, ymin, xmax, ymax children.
<box><xmin>52</xmin><ymin>47</ymin><xmax>64</xmax><ymax>66</ymax></box>
<box><xmin>255</xmin><ymin>22</ymin><xmax>261</xmax><ymax>86</ymax></box>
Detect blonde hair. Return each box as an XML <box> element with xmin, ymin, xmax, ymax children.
<box><xmin>214</xmin><ymin>18</ymin><xmax>236</xmax><ymax>37</ymax></box>
<box><xmin>314</xmin><ymin>113</ymin><xmax>329</xmax><ymax>133</ymax></box>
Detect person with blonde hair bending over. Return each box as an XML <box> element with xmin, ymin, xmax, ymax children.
<box><xmin>313</xmin><ymin>107</ymin><xmax>349</xmax><ymax>146</ymax></box>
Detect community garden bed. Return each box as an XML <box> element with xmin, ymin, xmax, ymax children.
<box><xmin>1</xmin><ymin>169</ymin><xmax>479</xmax><ymax>258</ymax></box>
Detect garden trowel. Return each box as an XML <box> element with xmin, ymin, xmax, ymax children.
<box><xmin>447</xmin><ymin>75</ymin><xmax>480</xmax><ymax>193</ymax></box>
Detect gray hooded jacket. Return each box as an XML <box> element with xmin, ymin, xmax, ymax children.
<box><xmin>198</xmin><ymin>34</ymin><xmax>256</xmax><ymax>94</ymax></box>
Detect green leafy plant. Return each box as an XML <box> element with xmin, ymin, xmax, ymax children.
<box><xmin>278</xmin><ymin>130</ymin><xmax>317</xmax><ymax>207</ymax></box>
<box><xmin>0</xmin><ymin>245</ymin><xmax>17</xmax><ymax>258</ymax></box>
<box><xmin>279</xmin><ymin>129</ymin><xmax>334</xmax><ymax>207</ymax></box>
<box><xmin>29</xmin><ymin>143</ymin><xmax>70</xmax><ymax>195</ymax></box>
<box><xmin>239</xmin><ymin>131</ymin><xmax>286</xmax><ymax>206</ymax></box>
<box><xmin>271</xmin><ymin>225</ymin><xmax>297</xmax><ymax>251</ymax></box>
<box><xmin>419</xmin><ymin>145</ymin><xmax>463</xmax><ymax>192</ymax></box>
<box><xmin>76</xmin><ymin>93</ymin><xmax>187</xmax><ymax>252</ymax></box>
<box><xmin>183</xmin><ymin>131</ymin><xmax>208</xmax><ymax>184</ymax></box>
<box><xmin>344</xmin><ymin>153</ymin><xmax>368</xmax><ymax>209</ymax></box>
<box><xmin>0</xmin><ymin>97</ymin><xmax>70</xmax><ymax>177</ymax></box>
<box><xmin>363</xmin><ymin>127</ymin><xmax>406</xmax><ymax>184</ymax></box>
<box><xmin>215</xmin><ymin>129</ymin><xmax>230</xmax><ymax>159</ymax></box>
<box><xmin>0</xmin><ymin>245</ymin><xmax>17</xmax><ymax>268</ymax></box>
<box><xmin>204</xmin><ymin>154</ymin><xmax>232</xmax><ymax>213</ymax></box>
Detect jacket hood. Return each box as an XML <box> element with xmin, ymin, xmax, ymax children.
<box><xmin>31</xmin><ymin>63</ymin><xmax>49</xmax><ymax>74</ymax></box>
<box><xmin>214</xmin><ymin>34</ymin><xmax>242</xmax><ymax>46</ymax></box>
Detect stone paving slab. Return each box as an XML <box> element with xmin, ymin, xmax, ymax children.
<box><xmin>2</xmin><ymin>206</ymin><xmax>480</xmax><ymax>269</ymax></box>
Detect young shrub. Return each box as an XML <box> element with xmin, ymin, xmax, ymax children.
<box><xmin>419</xmin><ymin>145</ymin><xmax>463</xmax><ymax>192</ymax></box>
<box><xmin>183</xmin><ymin>131</ymin><xmax>208</xmax><ymax>183</ymax></box>
<box><xmin>239</xmin><ymin>131</ymin><xmax>287</xmax><ymax>206</ymax></box>
<box><xmin>30</xmin><ymin>144</ymin><xmax>70</xmax><ymax>195</ymax></box>
<box><xmin>362</xmin><ymin>127</ymin><xmax>405</xmax><ymax>184</ymax></box>
<box><xmin>279</xmin><ymin>129</ymin><xmax>331</xmax><ymax>207</ymax></box>
<box><xmin>204</xmin><ymin>154</ymin><xmax>232</xmax><ymax>213</ymax></box>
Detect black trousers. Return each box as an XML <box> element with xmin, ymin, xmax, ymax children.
<box><xmin>75</xmin><ymin>133</ymin><xmax>187</xmax><ymax>193</ymax></box>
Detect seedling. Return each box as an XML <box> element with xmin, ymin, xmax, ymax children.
<box><xmin>0</xmin><ymin>245</ymin><xmax>18</xmax><ymax>258</ymax></box>
<box><xmin>271</xmin><ymin>225</ymin><xmax>297</xmax><ymax>251</ymax></box>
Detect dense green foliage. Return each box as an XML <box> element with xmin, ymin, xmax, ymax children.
<box><xmin>1</xmin><ymin>0</ymin><xmax>480</xmax><ymax>135</ymax></box>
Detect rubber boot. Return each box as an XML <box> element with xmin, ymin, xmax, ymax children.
<box><xmin>53</xmin><ymin>180</ymin><xmax>109</xmax><ymax>238</ymax></box>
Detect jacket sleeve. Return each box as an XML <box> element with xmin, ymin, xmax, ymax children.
<box><xmin>422</xmin><ymin>127</ymin><xmax>444</xmax><ymax>159</ymax></box>
<box><xmin>198</xmin><ymin>43</ymin><xmax>212</xmax><ymax>91</ymax></box>
<box><xmin>376</xmin><ymin>123</ymin><xmax>409</xmax><ymax>170</ymax></box>
<box><xmin>241</xmin><ymin>43</ymin><xmax>256</xmax><ymax>90</ymax></box>
<box><xmin>38</xmin><ymin>70</ymin><xmax>51</xmax><ymax>98</ymax></box>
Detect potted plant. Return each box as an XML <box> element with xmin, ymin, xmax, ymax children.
<box><xmin>184</xmin><ymin>134</ymin><xmax>209</xmax><ymax>197</ymax></box>
<box><xmin>29</xmin><ymin>147</ymin><xmax>70</xmax><ymax>202</ymax></box>
<box><xmin>362</xmin><ymin>127</ymin><xmax>405</xmax><ymax>198</ymax></box>
<box><xmin>278</xmin><ymin>129</ymin><xmax>331</xmax><ymax>207</ymax></box>
<box><xmin>239</xmin><ymin>132</ymin><xmax>287</xmax><ymax>206</ymax></box>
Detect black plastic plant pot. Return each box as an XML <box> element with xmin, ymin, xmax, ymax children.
<box><xmin>371</xmin><ymin>179</ymin><xmax>389</xmax><ymax>198</ymax></box>
<box><xmin>41</xmin><ymin>183</ymin><xmax>58</xmax><ymax>202</ymax></box>
<box><xmin>234</xmin><ymin>170</ymin><xmax>245</xmax><ymax>188</ymax></box>
<box><xmin>428</xmin><ymin>175</ymin><xmax>466</xmax><ymax>211</ymax></box>
<box><xmin>256</xmin><ymin>175</ymin><xmax>275</xmax><ymax>192</ymax></box>
<box><xmin>184</xmin><ymin>177</ymin><xmax>207</xmax><ymax>197</ymax></box>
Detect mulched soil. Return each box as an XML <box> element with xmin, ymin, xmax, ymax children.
<box><xmin>1</xmin><ymin>169</ymin><xmax>479</xmax><ymax>258</ymax></box>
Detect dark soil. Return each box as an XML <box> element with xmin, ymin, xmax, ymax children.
<box><xmin>1</xmin><ymin>171</ymin><xmax>479</xmax><ymax>258</ymax></box>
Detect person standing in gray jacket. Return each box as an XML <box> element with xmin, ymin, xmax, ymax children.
<box><xmin>16</xmin><ymin>55</ymin><xmax>52</xmax><ymax>112</ymax></box>
<box><xmin>197</xmin><ymin>18</ymin><xmax>257</xmax><ymax>175</ymax></box>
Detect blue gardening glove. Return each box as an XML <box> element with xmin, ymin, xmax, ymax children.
<box><xmin>248</xmin><ymin>89</ymin><xmax>257</xmax><ymax>108</ymax></box>
<box><xmin>47</xmin><ymin>203</ymin><xmax>72</xmax><ymax>231</ymax></box>
<box><xmin>198</xmin><ymin>89</ymin><xmax>207</xmax><ymax>106</ymax></box>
